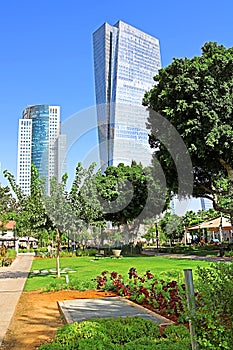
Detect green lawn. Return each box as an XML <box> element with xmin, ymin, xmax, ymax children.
<box><xmin>24</xmin><ymin>255</ymin><xmax>211</xmax><ymax>292</ymax></box>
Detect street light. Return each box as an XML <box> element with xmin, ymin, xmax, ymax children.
<box><xmin>154</xmin><ymin>219</ymin><xmax>159</xmax><ymax>250</ymax></box>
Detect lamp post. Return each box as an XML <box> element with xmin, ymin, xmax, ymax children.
<box><xmin>154</xmin><ymin>219</ymin><xmax>159</xmax><ymax>250</ymax></box>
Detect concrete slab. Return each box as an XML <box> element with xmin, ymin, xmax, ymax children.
<box><xmin>58</xmin><ymin>296</ymin><xmax>173</xmax><ymax>326</ymax></box>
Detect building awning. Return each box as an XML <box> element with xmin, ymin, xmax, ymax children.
<box><xmin>187</xmin><ymin>216</ymin><xmax>232</xmax><ymax>231</ymax></box>
<box><xmin>0</xmin><ymin>237</ymin><xmax>17</xmax><ymax>241</ymax></box>
<box><xmin>18</xmin><ymin>237</ymin><xmax>38</xmax><ymax>242</ymax></box>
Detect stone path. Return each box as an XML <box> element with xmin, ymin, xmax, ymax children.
<box><xmin>0</xmin><ymin>253</ymin><xmax>34</xmax><ymax>346</ymax></box>
<box><xmin>58</xmin><ymin>296</ymin><xmax>173</xmax><ymax>326</ymax></box>
<box><xmin>142</xmin><ymin>249</ymin><xmax>233</xmax><ymax>262</ymax></box>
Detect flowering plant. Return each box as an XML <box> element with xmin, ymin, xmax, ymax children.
<box><xmin>95</xmin><ymin>267</ymin><xmax>191</xmax><ymax>322</ymax></box>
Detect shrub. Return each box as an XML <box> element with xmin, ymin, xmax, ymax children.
<box><xmin>94</xmin><ymin>316</ymin><xmax>160</xmax><ymax>344</ymax></box>
<box><xmin>38</xmin><ymin>319</ymin><xmax>191</xmax><ymax>349</ymax></box>
<box><xmin>42</xmin><ymin>278</ymin><xmax>95</xmax><ymax>292</ymax></box>
<box><xmin>77</xmin><ymin>338</ymin><xmax>117</xmax><ymax>349</ymax></box>
<box><xmin>123</xmin><ymin>336</ymin><xmax>157</xmax><ymax>348</ymax></box>
<box><xmin>38</xmin><ymin>317</ymin><xmax>191</xmax><ymax>349</ymax></box>
<box><xmin>162</xmin><ymin>324</ymin><xmax>190</xmax><ymax>341</ymax></box>
<box><xmin>39</xmin><ymin>344</ymin><xmax>64</xmax><ymax>350</ymax></box>
<box><xmin>152</xmin><ymin>340</ymin><xmax>191</xmax><ymax>350</ymax></box>
<box><xmin>1</xmin><ymin>257</ymin><xmax>13</xmax><ymax>266</ymax></box>
<box><xmin>192</xmin><ymin>262</ymin><xmax>233</xmax><ymax>349</ymax></box>
<box><xmin>0</xmin><ymin>248</ymin><xmax>16</xmax><ymax>266</ymax></box>
<box><xmin>5</xmin><ymin>249</ymin><xmax>16</xmax><ymax>259</ymax></box>
<box><xmin>74</xmin><ymin>248</ymin><xmax>98</xmax><ymax>257</ymax></box>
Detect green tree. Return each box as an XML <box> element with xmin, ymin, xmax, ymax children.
<box><xmin>182</xmin><ymin>210</ymin><xmax>199</xmax><ymax>228</ymax></box>
<box><xmin>26</xmin><ymin>165</ymin><xmax>49</xmax><ymax>232</ymax></box>
<box><xmin>142</xmin><ymin>224</ymin><xmax>156</xmax><ymax>245</ymax></box>
<box><xmin>69</xmin><ymin>162</ymin><xmax>103</xmax><ymax>227</ymax></box>
<box><xmin>0</xmin><ymin>186</ymin><xmax>18</xmax><ymax>216</ymax></box>
<box><xmin>3</xmin><ymin>170</ymin><xmax>25</xmax><ymax>204</ymax></box>
<box><xmin>3</xmin><ymin>166</ymin><xmax>49</xmax><ymax>240</ymax></box>
<box><xmin>0</xmin><ymin>185</ymin><xmax>19</xmax><ymax>236</ymax></box>
<box><xmin>43</xmin><ymin>163</ymin><xmax>105</xmax><ymax>275</ymax></box>
<box><xmin>95</xmin><ymin>162</ymin><xmax>168</xmax><ymax>243</ymax></box>
<box><xmin>182</xmin><ymin>209</ymin><xmax>221</xmax><ymax>228</ymax></box>
<box><xmin>69</xmin><ymin>162</ymin><xmax>105</xmax><ymax>250</ymax></box>
<box><xmin>43</xmin><ymin>174</ymin><xmax>72</xmax><ymax>277</ymax></box>
<box><xmin>160</xmin><ymin>213</ymin><xmax>184</xmax><ymax>246</ymax></box>
<box><xmin>143</xmin><ymin>42</ymin><xmax>233</xmax><ymax>218</ymax></box>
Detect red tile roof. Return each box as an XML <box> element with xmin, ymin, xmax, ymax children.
<box><xmin>0</xmin><ymin>220</ymin><xmax>16</xmax><ymax>230</ymax></box>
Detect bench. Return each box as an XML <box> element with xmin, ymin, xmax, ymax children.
<box><xmin>94</xmin><ymin>250</ymin><xmax>105</xmax><ymax>260</ymax></box>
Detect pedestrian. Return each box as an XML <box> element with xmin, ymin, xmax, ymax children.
<box><xmin>47</xmin><ymin>244</ymin><xmax>52</xmax><ymax>257</ymax></box>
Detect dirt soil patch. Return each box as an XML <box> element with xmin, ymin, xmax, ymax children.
<box><xmin>0</xmin><ymin>290</ymin><xmax>116</xmax><ymax>350</ymax></box>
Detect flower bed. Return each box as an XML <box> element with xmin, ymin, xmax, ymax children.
<box><xmin>95</xmin><ymin>267</ymin><xmax>193</xmax><ymax>324</ymax></box>
<box><xmin>95</xmin><ymin>264</ymin><xmax>233</xmax><ymax>349</ymax></box>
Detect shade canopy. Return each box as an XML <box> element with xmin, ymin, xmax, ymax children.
<box><xmin>188</xmin><ymin>216</ymin><xmax>232</xmax><ymax>231</ymax></box>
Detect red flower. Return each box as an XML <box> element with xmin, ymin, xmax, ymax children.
<box><xmin>101</xmin><ymin>270</ymin><xmax>108</xmax><ymax>276</ymax></box>
<box><xmin>145</xmin><ymin>270</ymin><xmax>154</xmax><ymax>279</ymax></box>
<box><xmin>138</xmin><ymin>277</ymin><xmax>145</xmax><ymax>283</ymax></box>
<box><xmin>111</xmin><ymin>271</ymin><xmax>118</xmax><ymax>279</ymax></box>
<box><xmin>128</xmin><ymin>267</ymin><xmax>138</xmax><ymax>279</ymax></box>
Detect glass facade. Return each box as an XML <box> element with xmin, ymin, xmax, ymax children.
<box><xmin>200</xmin><ymin>197</ymin><xmax>213</xmax><ymax>210</ymax></box>
<box><xmin>28</xmin><ymin>105</ymin><xmax>49</xmax><ymax>182</ymax></box>
<box><xmin>55</xmin><ymin>134</ymin><xmax>67</xmax><ymax>182</ymax></box>
<box><xmin>93</xmin><ymin>21</ymin><xmax>161</xmax><ymax>170</ymax></box>
<box><xmin>17</xmin><ymin>105</ymin><xmax>66</xmax><ymax>194</ymax></box>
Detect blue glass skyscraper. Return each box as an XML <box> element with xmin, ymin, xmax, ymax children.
<box><xmin>93</xmin><ymin>20</ymin><xmax>161</xmax><ymax>170</ymax></box>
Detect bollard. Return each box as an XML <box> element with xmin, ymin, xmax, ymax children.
<box><xmin>184</xmin><ymin>269</ymin><xmax>199</xmax><ymax>350</ymax></box>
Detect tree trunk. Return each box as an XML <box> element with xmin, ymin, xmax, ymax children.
<box><xmin>100</xmin><ymin>227</ymin><xmax>104</xmax><ymax>246</ymax></box>
<box><xmin>56</xmin><ymin>229</ymin><xmax>61</xmax><ymax>278</ymax></box>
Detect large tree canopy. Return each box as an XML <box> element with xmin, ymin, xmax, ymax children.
<box><xmin>3</xmin><ymin>166</ymin><xmax>51</xmax><ymax>236</ymax></box>
<box><xmin>159</xmin><ymin>213</ymin><xmax>184</xmax><ymax>245</ymax></box>
<box><xmin>95</xmin><ymin>162</ymin><xmax>168</xmax><ymax>227</ymax></box>
<box><xmin>143</xmin><ymin>42</ymin><xmax>233</xmax><ymax>216</ymax></box>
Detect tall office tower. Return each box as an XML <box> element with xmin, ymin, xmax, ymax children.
<box><xmin>17</xmin><ymin>104</ymin><xmax>66</xmax><ymax>195</ymax></box>
<box><xmin>55</xmin><ymin>134</ymin><xmax>67</xmax><ymax>181</ymax></box>
<box><xmin>200</xmin><ymin>198</ymin><xmax>213</xmax><ymax>211</ymax></box>
<box><xmin>93</xmin><ymin>20</ymin><xmax>161</xmax><ymax>170</ymax></box>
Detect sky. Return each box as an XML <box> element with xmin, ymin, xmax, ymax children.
<box><xmin>0</xmin><ymin>0</ymin><xmax>232</xmax><ymax>211</ymax></box>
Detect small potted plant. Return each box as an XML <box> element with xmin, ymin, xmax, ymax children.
<box><xmin>112</xmin><ymin>249</ymin><xmax>121</xmax><ymax>258</ymax></box>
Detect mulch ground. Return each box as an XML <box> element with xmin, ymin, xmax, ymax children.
<box><xmin>0</xmin><ymin>288</ymin><xmax>185</xmax><ymax>350</ymax></box>
<box><xmin>0</xmin><ymin>290</ymin><xmax>116</xmax><ymax>350</ymax></box>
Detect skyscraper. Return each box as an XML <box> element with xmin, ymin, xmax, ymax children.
<box><xmin>93</xmin><ymin>20</ymin><xmax>161</xmax><ymax>170</ymax></box>
<box><xmin>17</xmin><ymin>104</ymin><xmax>66</xmax><ymax>195</ymax></box>
<box><xmin>200</xmin><ymin>197</ymin><xmax>213</xmax><ymax>211</ymax></box>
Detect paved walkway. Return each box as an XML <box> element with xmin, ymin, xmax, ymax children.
<box><xmin>142</xmin><ymin>249</ymin><xmax>233</xmax><ymax>262</ymax></box>
<box><xmin>0</xmin><ymin>253</ymin><xmax>34</xmax><ymax>346</ymax></box>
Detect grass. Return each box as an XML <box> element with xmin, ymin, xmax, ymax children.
<box><xmin>24</xmin><ymin>255</ymin><xmax>211</xmax><ymax>292</ymax></box>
